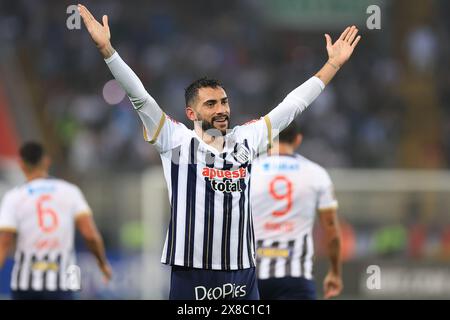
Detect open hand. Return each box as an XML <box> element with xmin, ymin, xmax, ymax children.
<box><xmin>78</xmin><ymin>4</ymin><xmax>114</xmax><ymax>58</ymax></box>
<box><xmin>325</xmin><ymin>26</ymin><xmax>361</xmax><ymax>67</ymax></box>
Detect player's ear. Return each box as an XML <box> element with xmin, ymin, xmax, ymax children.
<box><xmin>42</xmin><ymin>155</ymin><xmax>52</xmax><ymax>171</ymax></box>
<box><xmin>18</xmin><ymin>159</ymin><xmax>28</xmax><ymax>175</ymax></box>
<box><xmin>185</xmin><ymin>106</ymin><xmax>197</xmax><ymax>121</ymax></box>
<box><xmin>294</xmin><ymin>134</ymin><xmax>303</xmax><ymax>148</ymax></box>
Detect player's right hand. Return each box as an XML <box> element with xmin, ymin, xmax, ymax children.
<box><xmin>324</xmin><ymin>25</ymin><xmax>361</xmax><ymax>68</ymax></box>
<box><xmin>78</xmin><ymin>4</ymin><xmax>112</xmax><ymax>55</ymax></box>
<box><xmin>323</xmin><ymin>270</ymin><xmax>343</xmax><ymax>299</ymax></box>
<box><xmin>99</xmin><ymin>262</ymin><xmax>113</xmax><ymax>283</ymax></box>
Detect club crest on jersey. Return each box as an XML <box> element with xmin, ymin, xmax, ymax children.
<box><xmin>232</xmin><ymin>143</ymin><xmax>250</xmax><ymax>164</ymax></box>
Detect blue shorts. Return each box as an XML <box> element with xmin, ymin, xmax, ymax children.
<box><xmin>11</xmin><ymin>290</ymin><xmax>75</xmax><ymax>300</ymax></box>
<box><xmin>258</xmin><ymin>277</ymin><xmax>317</xmax><ymax>300</ymax></box>
<box><xmin>169</xmin><ymin>266</ymin><xmax>260</xmax><ymax>300</ymax></box>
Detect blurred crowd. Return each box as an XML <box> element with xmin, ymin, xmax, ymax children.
<box><xmin>0</xmin><ymin>0</ymin><xmax>449</xmax><ymax>174</ymax></box>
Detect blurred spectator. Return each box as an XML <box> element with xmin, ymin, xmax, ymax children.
<box><xmin>0</xmin><ymin>0</ymin><xmax>447</xmax><ymax>172</ymax></box>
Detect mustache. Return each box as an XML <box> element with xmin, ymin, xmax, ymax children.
<box><xmin>212</xmin><ymin>114</ymin><xmax>230</xmax><ymax>122</ymax></box>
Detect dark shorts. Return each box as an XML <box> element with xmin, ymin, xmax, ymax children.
<box><xmin>258</xmin><ymin>276</ymin><xmax>317</xmax><ymax>300</ymax></box>
<box><xmin>11</xmin><ymin>290</ymin><xmax>75</xmax><ymax>300</ymax></box>
<box><xmin>169</xmin><ymin>266</ymin><xmax>260</xmax><ymax>300</ymax></box>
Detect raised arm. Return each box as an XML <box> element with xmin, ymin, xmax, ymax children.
<box><xmin>78</xmin><ymin>4</ymin><xmax>165</xmax><ymax>144</ymax></box>
<box><xmin>265</xmin><ymin>26</ymin><xmax>361</xmax><ymax>137</ymax></box>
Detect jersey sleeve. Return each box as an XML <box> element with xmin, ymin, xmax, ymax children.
<box><xmin>0</xmin><ymin>192</ymin><xmax>18</xmax><ymax>232</ymax></box>
<box><xmin>266</xmin><ymin>76</ymin><xmax>325</xmax><ymax>140</ymax></box>
<box><xmin>105</xmin><ymin>52</ymin><xmax>185</xmax><ymax>153</ymax></box>
<box><xmin>142</xmin><ymin>114</ymin><xmax>188</xmax><ymax>153</ymax></box>
<box><xmin>71</xmin><ymin>186</ymin><xmax>92</xmax><ymax>219</ymax></box>
<box><xmin>316</xmin><ymin>169</ymin><xmax>339</xmax><ymax>211</ymax></box>
<box><xmin>237</xmin><ymin>77</ymin><xmax>324</xmax><ymax>153</ymax></box>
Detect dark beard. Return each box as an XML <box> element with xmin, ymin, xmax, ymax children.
<box><xmin>201</xmin><ymin>119</ymin><xmax>216</xmax><ymax>132</ymax></box>
<box><xmin>199</xmin><ymin>116</ymin><xmax>229</xmax><ymax>136</ymax></box>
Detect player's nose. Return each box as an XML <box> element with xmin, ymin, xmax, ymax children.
<box><xmin>215</xmin><ymin>103</ymin><xmax>228</xmax><ymax>114</ymax></box>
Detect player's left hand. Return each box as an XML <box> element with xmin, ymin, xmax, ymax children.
<box><xmin>78</xmin><ymin>4</ymin><xmax>113</xmax><ymax>58</ymax></box>
<box><xmin>325</xmin><ymin>25</ymin><xmax>361</xmax><ymax>68</ymax></box>
<box><xmin>323</xmin><ymin>270</ymin><xmax>343</xmax><ymax>299</ymax></box>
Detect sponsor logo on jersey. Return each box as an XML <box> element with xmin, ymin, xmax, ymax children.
<box><xmin>262</xmin><ymin>162</ymin><xmax>300</xmax><ymax>172</ymax></box>
<box><xmin>202</xmin><ymin>167</ymin><xmax>247</xmax><ymax>193</ymax></box>
<box><xmin>264</xmin><ymin>220</ymin><xmax>295</xmax><ymax>233</ymax></box>
<box><xmin>34</xmin><ymin>238</ymin><xmax>61</xmax><ymax>250</ymax></box>
<box><xmin>256</xmin><ymin>247</ymin><xmax>291</xmax><ymax>258</ymax></box>
<box><xmin>27</xmin><ymin>185</ymin><xmax>56</xmax><ymax>195</ymax></box>
<box><xmin>31</xmin><ymin>261</ymin><xmax>60</xmax><ymax>271</ymax></box>
<box><xmin>195</xmin><ymin>283</ymin><xmax>247</xmax><ymax>300</ymax></box>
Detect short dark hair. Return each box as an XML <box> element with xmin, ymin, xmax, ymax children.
<box><xmin>185</xmin><ymin>77</ymin><xmax>224</xmax><ymax>106</ymax></box>
<box><xmin>19</xmin><ymin>142</ymin><xmax>45</xmax><ymax>167</ymax></box>
<box><xmin>279</xmin><ymin>122</ymin><xmax>301</xmax><ymax>144</ymax></box>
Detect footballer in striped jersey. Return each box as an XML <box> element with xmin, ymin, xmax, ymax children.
<box><xmin>78</xmin><ymin>3</ymin><xmax>360</xmax><ymax>300</ymax></box>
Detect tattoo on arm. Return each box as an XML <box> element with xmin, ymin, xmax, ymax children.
<box><xmin>328</xmin><ymin>237</ymin><xmax>341</xmax><ymax>275</ymax></box>
<box><xmin>326</xmin><ymin>216</ymin><xmax>335</xmax><ymax>227</ymax></box>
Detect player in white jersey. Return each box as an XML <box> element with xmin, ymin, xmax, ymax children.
<box><xmin>78</xmin><ymin>4</ymin><xmax>360</xmax><ymax>299</ymax></box>
<box><xmin>252</xmin><ymin>123</ymin><xmax>342</xmax><ymax>299</ymax></box>
<box><xmin>0</xmin><ymin>142</ymin><xmax>112</xmax><ymax>300</ymax></box>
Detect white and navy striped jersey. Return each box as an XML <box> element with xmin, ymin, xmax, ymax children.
<box><xmin>145</xmin><ymin>116</ymin><xmax>270</xmax><ymax>270</ymax></box>
<box><xmin>0</xmin><ymin>178</ymin><xmax>92</xmax><ymax>291</ymax></box>
<box><xmin>104</xmin><ymin>51</ymin><xmax>325</xmax><ymax>271</ymax></box>
<box><xmin>251</xmin><ymin>154</ymin><xmax>338</xmax><ymax>279</ymax></box>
